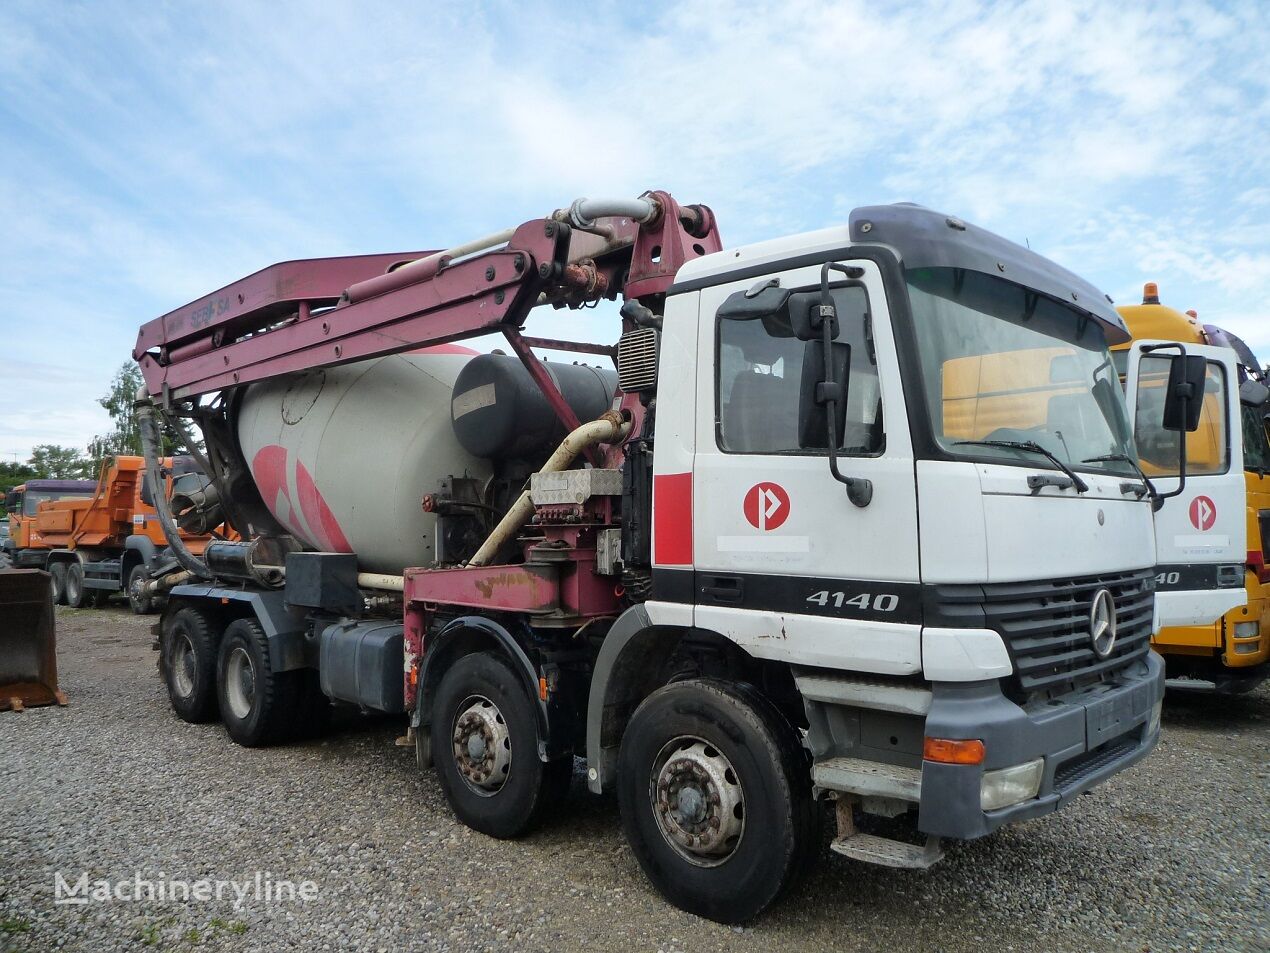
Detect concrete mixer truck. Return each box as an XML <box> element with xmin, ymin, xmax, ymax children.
<box><xmin>132</xmin><ymin>192</ymin><xmax>1242</xmax><ymax>923</ymax></box>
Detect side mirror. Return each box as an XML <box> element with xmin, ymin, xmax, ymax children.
<box><xmin>1239</xmin><ymin>378</ymin><xmax>1269</xmax><ymax>408</ymax></box>
<box><xmin>799</xmin><ymin>341</ymin><xmax>851</xmax><ymax>449</ymax></box>
<box><xmin>717</xmin><ymin>284</ymin><xmax>792</xmax><ymax>323</ymax></box>
<box><xmin>1162</xmin><ymin>354</ymin><xmax>1207</xmax><ymax>433</ymax></box>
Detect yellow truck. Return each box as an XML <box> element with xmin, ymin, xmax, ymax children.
<box><xmin>1114</xmin><ymin>283</ymin><xmax>1270</xmax><ymax>692</ymax></box>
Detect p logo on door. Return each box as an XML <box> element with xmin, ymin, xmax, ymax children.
<box><xmin>744</xmin><ymin>482</ymin><xmax>790</xmax><ymax>531</ymax></box>
<box><xmin>1188</xmin><ymin>495</ymin><xmax>1216</xmax><ymax>532</ymax></box>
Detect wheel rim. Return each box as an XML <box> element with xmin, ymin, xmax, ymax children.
<box><xmin>129</xmin><ymin>574</ymin><xmax>146</xmax><ymax>610</ymax></box>
<box><xmin>451</xmin><ymin>695</ymin><xmax>512</xmax><ymax>796</ymax></box>
<box><xmin>649</xmin><ymin>736</ymin><xmax>745</xmax><ymax>867</ymax></box>
<box><xmin>172</xmin><ymin>632</ymin><xmax>196</xmax><ymax>698</ymax></box>
<box><xmin>225</xmin><ymin>646</ymin><xmax>256</xmax><ymax>720</ymax></box>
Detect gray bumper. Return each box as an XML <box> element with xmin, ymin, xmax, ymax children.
<box><xmin>918</xmin><ymin>652</ymin><xmax>1164</xmax><ymax>839</ymax></box>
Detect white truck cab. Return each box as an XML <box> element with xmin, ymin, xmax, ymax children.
<box><xmin>608</xmin><ymin>204</ymin><xmax>1223</xmax><ymax>861</ymax></box>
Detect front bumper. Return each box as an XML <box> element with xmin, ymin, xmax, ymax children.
<box><xmin>918</xmin><ymin>651</ymin><xmax>1164</xmax><ymax>840</ymax></box>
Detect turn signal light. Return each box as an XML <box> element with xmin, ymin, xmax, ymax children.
<box><xmin>923</xmin><ymin>737</ymin><xmax>986</xmax><ymax>765</ymax></box>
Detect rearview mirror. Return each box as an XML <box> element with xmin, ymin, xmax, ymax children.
<box><xmin>1162</xmin><ymin>354</ymin><xmax>1207</xmax><ymax>433</ymax></box>
<box><xmin>1239</xmin><ymin>378</ymin><xmax>1269</xmax><ymax>408</ymax></box>
<box><xmin>717</xmin><ymin>284</ymin><xmax>791</xmax><ymax>322</ymax></box>
<box><xmin>799</xmin><ymin>341</ymin><xmax>851</xmax><ymax>449</ymax></box>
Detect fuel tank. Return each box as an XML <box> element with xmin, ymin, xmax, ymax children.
<box><xmin>236</xmin><ymin>347</ymin><xmax>492</xmax><ymax>574</ymax></box>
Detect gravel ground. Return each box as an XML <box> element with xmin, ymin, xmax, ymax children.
<box><xmin>1</xmin><ymin>604</ymin><xmax>1267</xmax><ymax>952</ymax></box>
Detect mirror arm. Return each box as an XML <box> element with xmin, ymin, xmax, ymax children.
<box><xmin>819</xmin><ymin>263</ymin><xmax>873</xmax><ymax>508</ymax></box>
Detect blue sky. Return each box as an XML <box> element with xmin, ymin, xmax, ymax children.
<box><xmin>1</xmin><ymin>0</ymin><xmax>1268</xmax><ymax>460</ymax></box>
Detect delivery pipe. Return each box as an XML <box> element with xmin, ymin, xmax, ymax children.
<box><xmin>467</xmin><ymin>411</ymin><xmax>632</xmax><ymax>568</ymax></box>
<box><xmin>135</xmin><ymin>388</ymin><xmax>213</xmax><ymax>580</ymax></box>
<box><xmin>555</xmin><ymin>197</ymin><xmax>659</xmax><ymax>229</ymax></box>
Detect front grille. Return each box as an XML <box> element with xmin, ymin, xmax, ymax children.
<box><xmin>927</xmin><ymin>569</ymin><xmax>1155</xmax><ymax>703</ymax></box>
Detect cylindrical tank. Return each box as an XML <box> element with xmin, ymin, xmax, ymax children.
<box><xmin>450</xmin><ymin>354</ymin><xmax>617</xmax><ymax>459</ymax></box>
<box><xmin>236</xmin><ymin>347</ymin><xmax>493</xmax><ymax>575</ymax></box>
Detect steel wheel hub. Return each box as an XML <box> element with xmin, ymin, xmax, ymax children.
<box><xmin>452</xmin><ymin>696</ymin><xmax>511</xmax><ymax>795</ymax></box>
<box><xmin>651</xmin><ymin>738</ymin><xmax>745</xmax><ymax>866</ymax></box>
<box><xmin>173</xmin><ymin>634</ymin><xmax>196</xmax><ymax>698</ymax></box>
<box><xmin>225</xmin><ymin>646</ymin><xmax>256</xmax><ymax>719</ymax></box>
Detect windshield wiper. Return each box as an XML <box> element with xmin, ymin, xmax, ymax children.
<box><xmin>1082</xmin><ymin>453</ymin><xmax>1160</xmax><ymax>508</ymax></box>
<box><xmin>954</xmin><ymin>439</ymin><xmax>1089</xmax><ymax>493</ymax></box>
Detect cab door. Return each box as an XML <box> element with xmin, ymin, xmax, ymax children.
<box><xmin>690</xmin><ymin>258</ymin><xmax>921</xmax><ymax>675</ymax></box>
<box><xmin>1126</xmin><ymin>340</ymin><xmax>1247</xmax><ymax>626</ymax></box>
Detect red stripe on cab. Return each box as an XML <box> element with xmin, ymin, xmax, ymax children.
<box><xmin>653</xmin><ymin>472</ymin><xmax>693</xmax><ymax>566</ymax></box>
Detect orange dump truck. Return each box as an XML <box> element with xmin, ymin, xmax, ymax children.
<box><xmin>2</xmin><ymin>455</ymin><xmax>220</xmax><ymax>613</ymax></box>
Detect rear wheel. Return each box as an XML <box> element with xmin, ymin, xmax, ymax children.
<box><xmin>64</xmin><ymin>562</ymin><xmax>88</xmax><ymax>608</ymax></box>
<box><xmin>162</xmin><ymin>607</ymin><xmax>221</xmax><ymax>722</ymax></box>
<box><xmin>127</xmin><ymin>564</ymin><xmax>155</xmax><ymax>615</ymax></box>
<box><xmin>431</xmin><ymin>652</ymin><xmax>571</xmax><ymax>839</ymax></box>
<box><xmin>616</xmin><ymin>679</ymin><xmax>821</xmax><ymax>924</ymax></box>
<box><xmin>216</xmin><ymin>618</ymin><xmax>307</xmax><ymax>746</ymax></box>
<box><xmin>49</xmin><ymin>563</ymin><xmax>68</xmax><ymax>605</ymax></box>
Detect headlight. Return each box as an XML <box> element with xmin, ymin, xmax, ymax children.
<box><xmin>1147</xmin><ymin>700</ymin><xmax>1163</xmax><ymax>738</ymax></box>
<box><xmin>1234</xmin><ymin>621</ymin><xmax>1259</xmax><ymax>639</ymax></box>
<box><xmin>980</xmin><ymin>758</ymin><xmax>1044</xmax><ymax>811</ymax></box>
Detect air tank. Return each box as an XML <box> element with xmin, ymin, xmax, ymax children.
<box><xmin>236</xmin><ymin>347</ymin><xmax>492</xmax><ymax>575</ymax></box>
<box><xmin>236</xmin><ymin>348</ymin><xmax>619</xmax><ymax>575</ymax></box>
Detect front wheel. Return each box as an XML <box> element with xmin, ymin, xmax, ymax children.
<box><xmin>617</xmin><ymin>679</ymin><xmax>821</xmax><ymax>924</ymax></box>
<box><xmin>128</xmin><ymin>564</ymin><xmax>155</xmax><ymax>615</ymax></box>
<box><xmin>431</xmin><ymin>652</ymin><xmax>572</xmax><ymax>839</ymax></box>
<box><xmin>49</xmin><ymin>563</ymin><xmax>68</xmax><ymax>605</ymax></box>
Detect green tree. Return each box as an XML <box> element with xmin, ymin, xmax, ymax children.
<box><xmin>0</xmin><ymin>460</ymin><xmax>38</xmax><ymax>496</ymax></box>
<box><xmin>28</xmin><ymin>444</ymin><xmax>93</xmax><ymax>479</ymax></box>
<box><xmin>88</xmin><ymin>362</ymin><xmax>144</xmax><ymax>468</ymax></box>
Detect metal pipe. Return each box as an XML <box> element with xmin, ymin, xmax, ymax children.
<box><xmin>357</xmin><ymin>572</ymin><xmax>404</xmax><ymax>592</ymax></box>
<box><xmin>135</xmin><ymin>387</ymin><xmax>213</xmax><ymax>580</ymax></box>
<box><xmin>343</xmin><ymin>228</ymin><xmax>518</xmax><ymax>304</ymax></box>
<box><xmin>556</xmin><ymin>197</ymin><xmax>659</xmax><ymax>228</ymax></box>
<box><xmin>467</xmin><ymin>412</ymin><xmax>632</xmax><ymax>567</ymax></box>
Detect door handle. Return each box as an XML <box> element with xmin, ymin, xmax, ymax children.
<box><xmin>701</xmin><ymin>576</ymin><xmax>744</xmax><ymax>604</ymax></box>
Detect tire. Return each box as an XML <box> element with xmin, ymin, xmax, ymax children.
<box><xmin>161</xmin><ymin>607</ymin><xmax>222</xmax><ymax>723</ymax></box>
<box><xmin>64</xmin><ymin>562</ymin><xmax>88</xmax><ymax>608</ymax></box>
<box><xmin>49</xmin><ymin>562</ymin><xmax>68</xmax><ymax>605</ymax></box>
<box><xmin>431</xmin><ymin>652</ymin><xmax>572</xmax><ymax>839</ymax></box>
<box><xmin>616</xmin><ymin>679</ymin><xmax>821</xmax><ymax>924</ymax></box>
<box><xmin>127</xmin><ymin>564</ymin><xmax>154</xmax><ymax>615</ymax></box>
<box><xmin>216</xmin><ymin>618</ymin><xmax>307</xmax><ymax>746</ymax></box>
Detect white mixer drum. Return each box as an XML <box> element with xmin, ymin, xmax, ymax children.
<box><xmin>236</xmin><ymin>346</ymin><xmax>493</xmax><ymax>574</ymax></box>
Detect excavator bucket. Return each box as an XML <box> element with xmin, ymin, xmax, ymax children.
<box><xmin>0</xmin><ymin>569</ymin><xmax>67</xmax><ymax>711</ymax></box>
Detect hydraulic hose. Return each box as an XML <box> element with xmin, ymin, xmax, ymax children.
<box><xmin>467</xmin><ymin>412</ymin><xmax>632</xmax><ymax>567</ymax></box>
<box><xmin>135</xmin><ymin>387</ymin><xmax>212</xmax><ymax>580</ymax></box>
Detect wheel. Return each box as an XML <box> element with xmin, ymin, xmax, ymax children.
<box><xmin>64</xmin><ymin>562</ymin><xmax>88</xmax><ymax>608</ymax></box>
<box><xmin>616</xmin><ymin>679</ymin><xmax>821</xmax><ymax>924</ymax></box>
<box><xmin>216</xmin><ymin>617</ymin><xmax>307</xmax><ymax>746</ymax></box>
<box><xmin>162</xmin><ymin>607</ymin><xmax>222</xmax><ymax>723</ymax></box>
<box><xmin>430</xmin><ymin>652</ymin><xmax>572</xmax><ymax>839</ymax></box>
<box><xmin>49</xmin><ymin>562</ymin><xmax>68</xmax><ymax>605</ymax></box>
<box><xmin>127</xmin><ymin>564</ymin><xmax>155</xmax><ymax>615</ymax></box>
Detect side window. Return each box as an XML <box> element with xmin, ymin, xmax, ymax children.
<box><xmin>716</xmin><ymin>285</ymin><xmax>882</xmax><ymax>455</ymax></box>
<box><xmin>1135</xmin><ymin>356</ymin><xmax>1229</xmax><ymax>476</ymax></box>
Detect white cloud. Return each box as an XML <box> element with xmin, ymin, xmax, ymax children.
<box><xmin>0</xmin><ymin>0</ymin><xmax>1268</xmax><ymax>457</ymax></box>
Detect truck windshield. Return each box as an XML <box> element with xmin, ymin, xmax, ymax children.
<box><xmin>21</xmin><ymin>489</ymin><xmax>94</xmax><ymax>516</ymax></box>
<box><xmin>907</xmin><ymin>267</ymin><xmax>1135</xmax><ymax>477</ymax></box>
<box><xmin>1243</xmin><ymin>404</ymin><xmax>1270</xmax><ymax>474</ymax></box>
